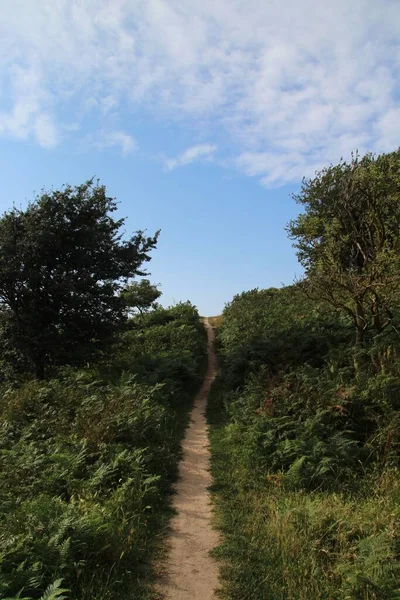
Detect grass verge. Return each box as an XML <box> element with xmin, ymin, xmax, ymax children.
<box><xmin>208</xmin><ymin>375</ymin><xmax>400</xmax><ymax>600</ymax></box>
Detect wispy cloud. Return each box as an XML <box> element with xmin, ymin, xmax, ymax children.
<box><xmin>165</xmin><ymin>144</ymin><xmax>217</xmax><ymax>170</ymax></box>
<box><xmin>0</xmin><ymin>0</ymin><xmax>399</xmax><ymax>184</ymax></box>
<box><xmin>0</xmin><ymin>64</ymin><xmax>57</xmax><ymax>148</ymax></box>
<box><xmin>91</xmin><ymin>130</ymin><xmax>137</xmax><ymax>156</ymax></box>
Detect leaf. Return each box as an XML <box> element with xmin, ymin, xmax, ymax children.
<box><xmin>39</xmin><ymin>579</ymin><xmax>69</xmax><ymax>600</ymax></box>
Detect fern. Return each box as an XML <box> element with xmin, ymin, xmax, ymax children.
<box><xmin>0</xmin><ymin>303</ymin><xmax>206</xmax><ymax>599</ymax></box>
<box><xmin>39</xmin><ymin>579</ymin><xmax>68</xmax><ymax>600</ymax></box>
<box><xmin>2</xmin><ymin>579</ymin><xmax>68</xmax><ymax>600</ymax></box>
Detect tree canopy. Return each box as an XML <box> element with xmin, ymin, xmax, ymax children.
<box><xmin>288</xmin><ymin>150</ymin><xmax>400</xmax><ymax>343</ymax></box>
<box><xmin>0</xmin><ymin>180</ymin><xmax>159</xmax><ymax>377</ymax></box>
<box><xmin>121</xmin><ymin>279</ymin><xmax>161</xmax><ymax>315</ymax></box>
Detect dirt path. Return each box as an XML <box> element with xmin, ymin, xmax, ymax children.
<box><xmin>156</xmin><ymin>318</ymin><xmax>219</xmax><ymax>599</ymax></box>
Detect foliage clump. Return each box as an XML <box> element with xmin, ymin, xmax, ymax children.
<box><xmin>288</xmin><ymin>150</ymin><xmax>400</xmax><ymax>344</ymax></box>
<box><xmin>0</xmin><ymin>180</ymin><xmax>158</xmax><ymax>378</ymax></box>
<box><xmin>209</xmin><ymin>149</ymin><xmax>400</xmax><ymax>600</ymax></box>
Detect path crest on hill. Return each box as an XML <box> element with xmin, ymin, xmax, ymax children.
<box><xmin>156</xmin><ymin>318</ymin><xmax>219</xmax><ymax>599</ymax></box>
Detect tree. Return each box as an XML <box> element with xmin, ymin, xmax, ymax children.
<box><xmin>120</xmin><ymin>279</ymin><xmax>161</xmax><ymax>315</ymax></box>
<box><xmin>288</xmin><ymin>150</ymin><xmax>400</xmax><ymax>344</ymax></box>
<box><xmin>0</xmin><ymin>180</ymin><xmax>159</xmax><ymax>377</ymax></box>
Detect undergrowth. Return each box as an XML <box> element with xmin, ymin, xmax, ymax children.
<box><xmin>208</xmin><ymin>286</ymin><xmax>400</xmax><ymax>599</ymax></box>
<box><xmin>0</xmin><ymin>302</ymin><xmax>207</xmax><ymax>600</ymax></box>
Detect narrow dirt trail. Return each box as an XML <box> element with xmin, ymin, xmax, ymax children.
<box><xmin>156</xmin><ymin>318</ymin><xmax>219</xmax><ymax>599</ymax></box>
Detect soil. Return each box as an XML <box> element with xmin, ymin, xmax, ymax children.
<box><xmin>156</xmin><ymin>318</ymin><xmax>220</xmax><ymax>599</ymax></box>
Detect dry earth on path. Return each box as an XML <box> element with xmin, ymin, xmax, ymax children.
<box><xmin>155</xmin><ymin>318</ymin><xmax>219</xmax><ymax>599</ymax></box>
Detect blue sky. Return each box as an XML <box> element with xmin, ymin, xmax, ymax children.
<box><xmin>0</xmin><ymin>1</ymin><xmax>399</xmax><ymax>315</ymax></box>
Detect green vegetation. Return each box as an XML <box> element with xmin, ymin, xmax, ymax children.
<box><xmin>0</xmin><ymin>182</ymin><xmax>207</xmax><ymax>599</ymax></box>
<box><xmin>121</xmin><ymin>279</ymin><xmax>162</xmax><ymax>316</ymax></box>
<box><xmin>2</xmin><ymin>150</ymin><xmax>400</xmax><ymax>600</ymax></box>
<box><xmin>0</xmin><ymin>180</ymin><xmax>158</xmax><ymax>379</ymax></box>
<box><xmin>288</xmin><ymin>150</ymin><xmax>400</xmax><ymax>345</ymax></box>
<box><xmin>0</xmin><ymin>302</ymin><xmax>206</xmax><ymax>600</ymax></box>
<box><xmin>209</xmin><ymin>150</ymin><xmax>400</xmax><ymax>599</ymax></box>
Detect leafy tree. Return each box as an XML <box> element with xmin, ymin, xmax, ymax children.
<box><xmin>0</xmin><ymin>180</ymin><xmax>158</xmax><ymax>377</ymax></box>
<box><xmin>121</xmin><ymin>279</ymin><xmax>161</xmax><ymax>315</ymax></box>
<box><xmin>288</xmin><ymin>150</ymin><xmax>400</xmax><ymax>344</ymax></box>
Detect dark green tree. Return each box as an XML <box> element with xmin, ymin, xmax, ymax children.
<box><xmin>0</xmin><ymin>180</ymin><xmax>158</xmax><ymax>377</ymax></box>
<box><xmin>121</xmin><ymin>279</ymin><xmax>161</xmax><ymax>315</ymax></box>
<box><xmin>288</xmin><ymin>150</ymin><xmax>400</xmax><ymax>344</ymax></box>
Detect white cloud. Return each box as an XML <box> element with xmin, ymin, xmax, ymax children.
<box><xmin>87</xmin><ymin>130</ymin><xmax>137</xmax><ymax>156</ymax></box>
<box><xmin>34</xmin><ymin>114</ymin><xmax>58</xmax><ymax>149</ymax></box>
<box><xmin>165</xmin><ymin>144</ymin><xmax>217</xmax><ymax>170</ymax></box>
<box><xmin>0</xmin><ymin>0</ymin><xmax>399</xmax><ymax>184</ymax></box>
<box><xmin>0</xmin><ymin>64</ymin><xmax>58</xmax><ymax>147</ymax></box>
<box><xmin>374</xmin><ymin>109</ymin><xmax>400</xmax><ymax>153</ymax></box>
